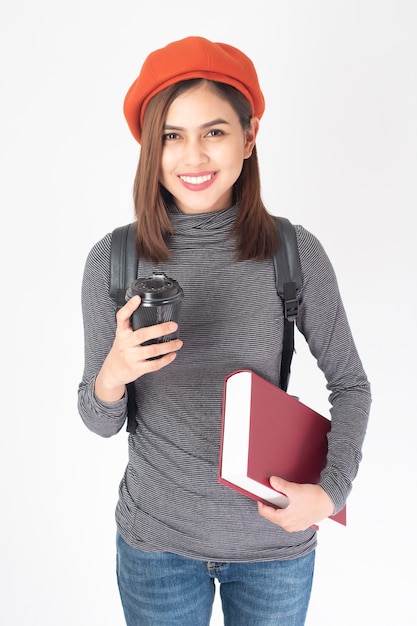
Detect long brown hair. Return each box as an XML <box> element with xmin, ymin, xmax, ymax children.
<box><xmin>132</xmin><ymin>79</ymin><xmax>279</xmax><ymax>262</ymax></box>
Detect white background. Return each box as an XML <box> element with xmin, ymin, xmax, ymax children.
<box><xmin>1</xmin><ymin>1</ymin><xmax>415</xmax><ymax>624</ymax></box>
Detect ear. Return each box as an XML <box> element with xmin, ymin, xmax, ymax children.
<box><xmin>243</xmin><ymin>117</ymin><xmax>260</xmax><ymax>159</ymax></box>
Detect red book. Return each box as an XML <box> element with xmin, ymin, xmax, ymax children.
<box><xmin>218</xmin><ymin>369</ymin><xmax>346</xmax><ymax>526</ymax></box>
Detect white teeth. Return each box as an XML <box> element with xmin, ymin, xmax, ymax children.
<box><xmin>180</xmin><ymin>174</ymin><xmax>212</xmax><ymax>184</ymax></box>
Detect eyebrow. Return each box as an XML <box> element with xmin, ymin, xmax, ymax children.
<box><xmin>163</xmin><ymin>118</ymin><xmax>230</xmax><ymax>131</ymax></box>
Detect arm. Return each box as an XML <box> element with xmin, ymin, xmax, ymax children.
<box><xmin>295</xmin><ymin>226</ymin><xmax>371</xmax><ymax>512</ymax></box>
<box><xmin>77</xmin><ymin>234</ymin><xmax>182</xmax><ymax>437</ymax></box>
<box><xmin>259</xmin><ymin>226</ymin><xmax>371</xmax><ymax>530</ymax></box>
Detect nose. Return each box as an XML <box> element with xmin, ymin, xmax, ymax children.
<box><xmin>182</xmin><ymin>138</ymin><xmax>209</xmax><ymax>166</ymax></box>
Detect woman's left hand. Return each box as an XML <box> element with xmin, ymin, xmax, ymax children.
<box><xmin>257</xmin><ymin>476</ymin><xmax>335</xmax><ymax>532</ymax></box>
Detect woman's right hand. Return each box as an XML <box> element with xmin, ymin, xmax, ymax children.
<box><xmin>94</xmin><ymin>295</ymin><xmax>183</xmax><ymax>402</ymax></box>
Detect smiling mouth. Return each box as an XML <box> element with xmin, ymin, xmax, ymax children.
<box><xmin>179</xmin><ymin>174</ymin><xmax>215</xmax><ymax>185</ymax></box>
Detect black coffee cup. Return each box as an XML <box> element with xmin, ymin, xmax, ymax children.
<box><xmin>125</xmin><ymin>271</ymin><xmax>184</xmax><ymax>345</ymax></box>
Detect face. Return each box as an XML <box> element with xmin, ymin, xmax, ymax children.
<box><xmin>159</xmin><ymin>83</ymin><xmax>258</xmax><ymax>215</ymax></box>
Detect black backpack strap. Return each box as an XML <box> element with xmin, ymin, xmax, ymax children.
<box><xmin>109</xmin><ymin>222</ymin><xmax>139</xmax><ymax>434</ymax></box>
<box><xmin>109</xmin><ymin>222</ymin><xmax>138</xmax><ymax>308</ymax></box>
<box><xmin>125</xmin><ymin>382</ymin><xmax>138</xmax><ymax>434</ymax></box>
<box><xmin>272</xmin><ymin>217</ymin><xmax>302</xmax><ymax>391</ymax></box>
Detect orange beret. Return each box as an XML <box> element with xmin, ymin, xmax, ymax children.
<box><xmin>123</xmin><ymin>36</ymin><xmax>265</xmax><ymax>143</ymax></box>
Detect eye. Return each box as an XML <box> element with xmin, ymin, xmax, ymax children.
<box><xmin>206</xmin><ymin>129</ymin><xmax>224</xmax><ymax>138</ymax></box>
<box><xmin>162</xmin><ymin>132</ymin><xmax>180</xmax><ymax>142</ymax></box>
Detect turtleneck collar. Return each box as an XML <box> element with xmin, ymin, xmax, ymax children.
<box><xmin>167</xmin><ymin>204</ymin><xmax>239</xmax><ymax>249</ymax></box>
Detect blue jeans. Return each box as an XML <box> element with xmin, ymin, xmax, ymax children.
<box><xmin>116</xmin><ymin>532</ymin><xmax>315</xmax><ymax>626</ymax></box>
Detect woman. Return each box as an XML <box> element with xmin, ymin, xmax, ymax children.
<box><xmin>78</xmin><ymin>36</ymin><xmax>371</xmax><ymax>626</ymax></box>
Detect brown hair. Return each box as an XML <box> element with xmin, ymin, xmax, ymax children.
<box><xmin>132</xmin><ymin>79</ymin><xmax>279</xmax><ymax>263</ymax></box>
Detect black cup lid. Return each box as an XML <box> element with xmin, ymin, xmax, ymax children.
<box><xmin>126</xmin><ymin>271</ymin><xmax>183</xmax><ymax>306</ymax></box>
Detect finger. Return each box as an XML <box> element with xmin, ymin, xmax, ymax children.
<box><xmin>133</xmin><ymin>321</ymin><xmax>179</xmax><ymax>345</ymax></box>
<box><xmin>269</xmin><ymin>475</ymin><xmax>291</xmax><ymax>495</ymax></box>
<box><xmin>257</xmin><ymin>501</ymin><xmax>310</xmax><ymax>533</ymax></box>
<box><xmin>258</xmin><ymin>501</ymin><xmax>277</xmax><ymax>516</ymax></box>
<box><xmin>257</xmin><ymin>501</ymin><xmax>285</xmax><ymax>524</ymax></box>
<box><xmin>141</xmin><ymin>348</ymin><xmax>180</xmax><ymax>372</ymax></box>
<box><xmin>139</xmin><ymin>338</ymin><xmax>183</xmax><ymax>362</ymax></box>
<box><xmin>258</xmin><ymin>502</ymin><xmax>300</xmax><ymax>532</ymax></box>
<box><xmin>116</xmin><ymin>295</ymin><xmax>141</xmax><ymax>328</ymax></box>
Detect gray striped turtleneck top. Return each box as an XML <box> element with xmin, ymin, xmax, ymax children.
<box><xmin>78</xmin><ymin>205</ymin><xmax>371</xmax><ymax>562</ymax></box>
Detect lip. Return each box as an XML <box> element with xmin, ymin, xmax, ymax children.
<box><xmin>178</xmin><ymin>171</ymin><xmax>217</xmax><ymax>191</ymax></box>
